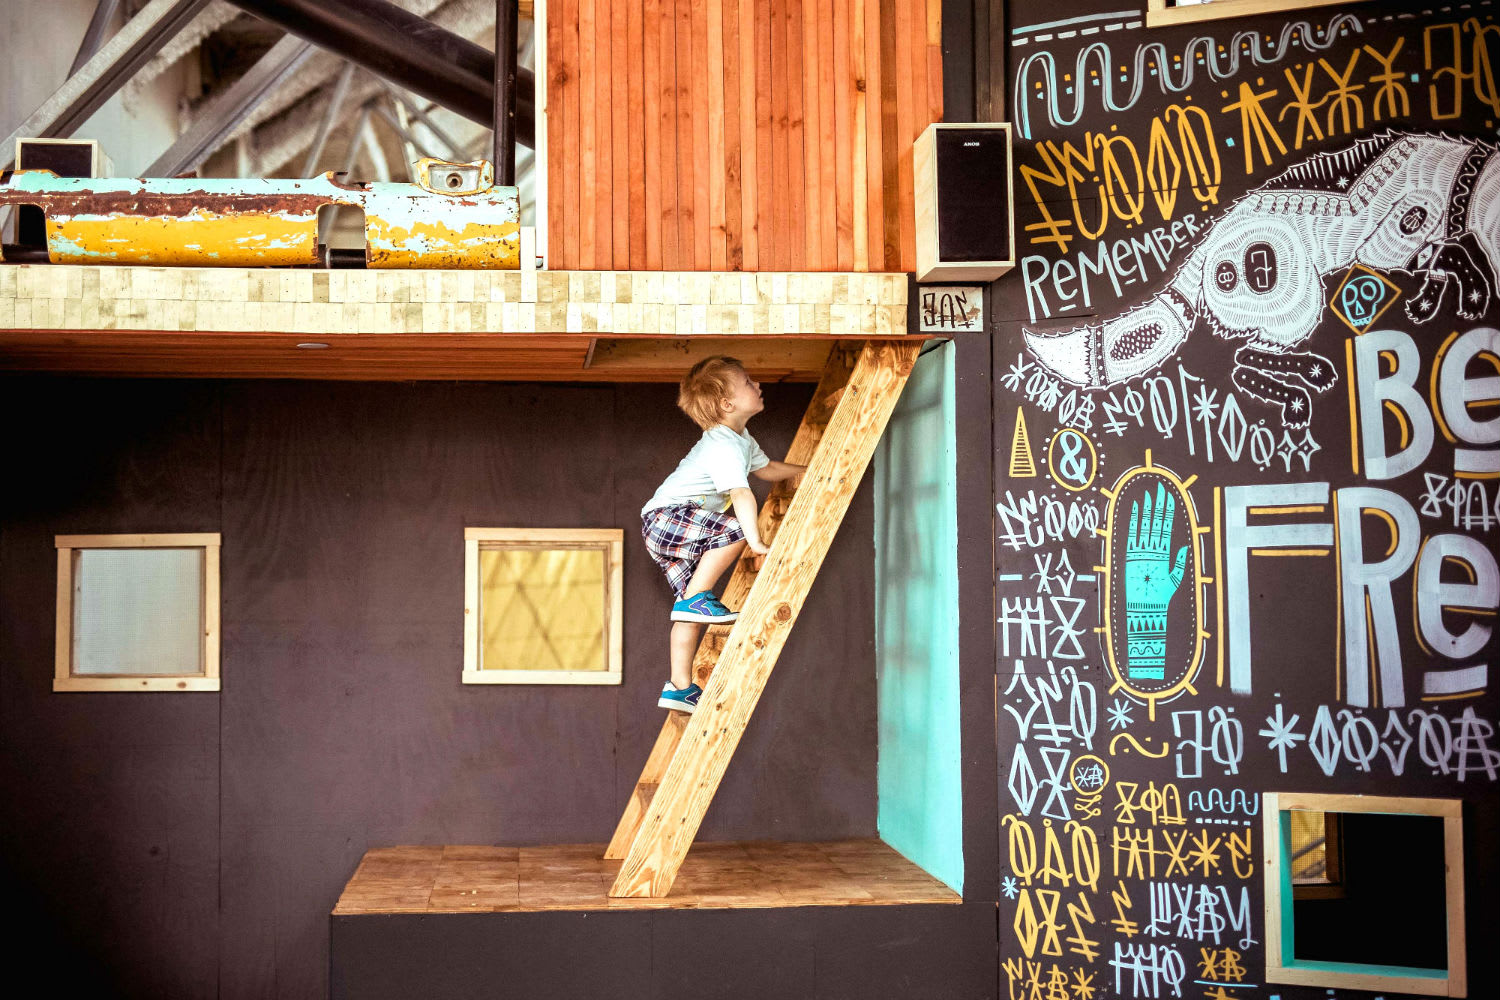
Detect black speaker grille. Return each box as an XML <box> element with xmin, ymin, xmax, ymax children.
<box><xmin>935</xmin><ymin>128</ymin><xmax>1010</xmax><ymax>263</ymax></box>
<box><xmin>18</xmin><ymin>142</ymin><xmax>93</xmax><ymax>178</ymax></box>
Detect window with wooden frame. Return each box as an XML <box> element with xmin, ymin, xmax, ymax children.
<box><xmin>1289</xmin><ymin>808</ymin><xmax>1344</xmax><ymax>900</ymax></box>
<box><xmin>1263</xmin><ymin>792</ymin><xmax>1466</xmax><ymax>998</ymax></box>
<box><xmin>54</xmin><ymin>533</ymin><xmax>221</xmax><ymax>692</ymax></box>
<box><xmin>1145</xmin><ymin>0</ymin><xmax>1362</xmax><ymax>29</ymax></box>
<box><xmin>462</xmin><ymin>528</ymin><xmax>623</xmax><ymax>685</ymax></box>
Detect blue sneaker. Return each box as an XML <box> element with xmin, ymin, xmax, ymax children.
<box><xmin>659</xmin><ymin>682</ymin><xmax>702</xmax><ymax>714</ymax></box>
<box><xmin>670</xmin><ymin>591</ymin><xmax>739</xmax><ymax>623</ymax></box>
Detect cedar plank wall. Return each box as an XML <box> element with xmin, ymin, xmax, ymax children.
<box><xmin>547</xmin><ymin>0</ymin><xmax>943</xmax><ymax>271</ymax></box>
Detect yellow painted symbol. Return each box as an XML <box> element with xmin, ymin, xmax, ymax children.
<box><xmin>1009</xmin><ymin>407</ymin><xmax>1038</xmax><ymax>478</ymax></box>
<box><xmin>1068</xmin><ymin>754</ymin><xmax>1111</xmax><ymax>793</ymax></box>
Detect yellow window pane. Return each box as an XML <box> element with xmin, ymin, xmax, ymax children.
<box><xmin>479</xmin><ymin>547</ymin><xmax>607</xmax><ymax>673</ymax></box>
<box><xmin>1290</xmin><ymin>810</ymin><xmax>1329</xmax><ymax>884</ymax></box>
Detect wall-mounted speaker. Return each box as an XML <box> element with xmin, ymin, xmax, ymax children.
<box><xmin>12</xmin><ymin>138</ymin><xmax>112</xmax><ymax>247</ymax></box>
<box><xmin>914</xmin><ymin>122</ymin><xmax>1014</xmax><ymax>283</ymax></box>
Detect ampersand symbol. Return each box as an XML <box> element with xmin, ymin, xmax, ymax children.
<box><xmin>1123</xmin><ymin>482</ymin><xmax>1189</xmax><ymax>682</ymax></box>
<box><xmin>1056</xmin><ymin>431</ymin><xmax>1089</xmax><ymax>484</ymax></box>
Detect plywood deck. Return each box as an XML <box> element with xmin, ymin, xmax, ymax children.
<box><xmin>0</xmin><ymin>265</ymin><xmax>920</xmax><ymax>379</ymax></box>
<box><xmin>333</xmin><ymin>839</ymin><xmax>960</xmax><ymax>913</ymax></box>
<box><xmin>0</xmin><ymin>266</ymin><xmax>909</xmax><ymax>338</ymax></box>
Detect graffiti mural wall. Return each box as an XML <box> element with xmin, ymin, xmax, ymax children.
<box><xmin>994</xmin><ymin>2</ymin><xmax>1500</xmax><ymax>997</ymax></box>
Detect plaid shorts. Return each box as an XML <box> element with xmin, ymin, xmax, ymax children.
<box><xmin>641</xmin><ymin>503</ymin><xmax>746</xmax><ymax>598</ymax></box>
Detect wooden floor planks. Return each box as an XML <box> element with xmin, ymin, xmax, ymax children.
<box><xmin>334</xmin><ymin>839</ymin><xmax>959</xmax><ymax>913</ymax></box>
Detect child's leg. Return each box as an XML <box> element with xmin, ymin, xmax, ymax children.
<box><xmin>669</xmin><ymin>621</ymin><xmax>703</xmax><ymax>690</ymax></box>
<box><xmin>681</xmin><ymin>538</ymin><xmax>746</xmax><ymax>598</ymax></box>
<box><xmin>668</xmin><ymin>538</ymin><xmax>746</xmax><ymax>690</ymax></box>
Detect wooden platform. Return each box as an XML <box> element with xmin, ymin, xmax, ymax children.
<box><xmin>0</xmin><ymin>265</ymin><xmax>919</xmax><ymax>380</ymax></box>
<box><xmin>333</xmin><ymin>839</ymin><xmax>959</xmax><ymax>913</ymax></box>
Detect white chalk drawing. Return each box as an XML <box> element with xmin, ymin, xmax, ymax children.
<box><xmin>1259</xmin><ymin>696</ymin><xmax>1500</xmax><ymax>780</ymax></box>
<box><xmin>1109</xmin><ymin>941</ymin><xmax>1187</xmax><ymax>999</ymax></box>
<box><xmin>1420</xmin><ymin>473</ymin><xmax>1500</xmax><ymax>531</ymax></box>
<box><xmin>1008</xmin><ymin>744</ymin><xmax>1075</xmax><ymax>819</ymax></box>
<box><xmin>1171</xmin><ymin>707</ymin><xmax>1244</xmax><ymax>780</ymax></box>
<box><xmin>997</xmin><ymin>489</ymin><xmax>1102</xmax><ymax>551</ymax></box>
<box><xmin>1024</xmin><ymin>133</ymin><xmax>1500</xmax><ymax>427</ymax></box>
<box><xmin>1220</xmin><ymin>482</ymin><xmax>1335</xmax><ymax>696</ymax></box>
<box><xmin>1011</xmin><ymin>13</ymin><xmax>1366</xmax><ymax>140</ymax></box>
<box><xmin>1003</xmin><ymin>659</ymin><xmax>1099</xmax><ymax>750</ymax></box>
<box><xmin>1144</xmin><ymin>882</ymin><xmax>1257</xmax><ymax>950</ymax></box>
<box><xmin>1223</xmin><ymin>481</ymin><xmax>1498</xmax><ymax>707</ymax></box>
<box><xmin>1355</xmin><ymin>326</ymin><xmax>1500</xmax><ymax>480</ymax></box>
<box><xmin>1185</xmin><ymin>787</ymin><xmax>1260</xmax><ymax>820</ymax></box>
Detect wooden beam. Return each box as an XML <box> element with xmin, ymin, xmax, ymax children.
<box><xmin>608</xmin><ymin>338</ymin><xmax>919</xmax><ymax>897</ymax></box>
<box><xmin>604</xmin><ymin>342</ymin><xmax>855</xmax><ymax>860</ymax></box>
<box><xmin>0</xmin><ymin>331</ymin><xmax>921</xmax><ymax>381</ymax></box>
<box><xmin>583</xmin><ymin>336</ymin><xmax>838</xmax><ymax>379</ymax></box>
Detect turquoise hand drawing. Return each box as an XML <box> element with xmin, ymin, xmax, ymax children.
<box><xmin>1123</xmin><ymin>483</ymin><xmax>1189</xmax><ymax>680</ymax></box>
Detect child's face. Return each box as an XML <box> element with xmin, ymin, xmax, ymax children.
<box><xmin>722</xmin><ymin>368</ymin><xmax>763</xmax><ymax>419</ymax></box>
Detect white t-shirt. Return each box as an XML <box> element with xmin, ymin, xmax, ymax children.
<box><xmin>642</xmin><ymin>425</ymin><xmax>770</xmax><ymax>515</ymax></box>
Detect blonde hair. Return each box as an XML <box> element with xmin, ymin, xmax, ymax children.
<box><xmin>678</xmin><ymin>356</ymin><xmax>746</xmax><ymax>430</ymax></box>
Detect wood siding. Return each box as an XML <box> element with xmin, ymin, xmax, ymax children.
<box><xmin>546</xmin><ymin>0</ymin><xmax>942</xmax><ymax>271</ymax></box>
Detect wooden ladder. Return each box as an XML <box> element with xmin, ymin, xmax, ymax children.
<box><xmin>606</xmin><ymin>338</ymin><xmax>921</xmax><ymax>898</ymax></box>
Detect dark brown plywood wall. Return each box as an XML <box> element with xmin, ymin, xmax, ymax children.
<box><xmin>0</xmin><ymin>376</ymin><xmax>877</xmax><ymax>999</ymax></box>
<box><xmin>0</xmin><ymin>380</ymin><xmax>224</xmax><ymax>998</ymax></box>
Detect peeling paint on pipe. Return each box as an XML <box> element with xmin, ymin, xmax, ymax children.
<box><xmin>0</xmin><ymin>158</ymin><xmax>520</xmax><ymax>269</ymax></box>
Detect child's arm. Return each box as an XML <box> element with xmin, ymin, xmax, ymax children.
<box><xmin>751</xmin><ymin>460</ymin><xmax>806</xmax><ymax>484</ymax></box>
<box><xmin>728</xmin><ymin>487</ymin><xmax>770</xmax><ymax>555</ymax></box>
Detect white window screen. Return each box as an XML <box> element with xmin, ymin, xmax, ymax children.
<box><xmin>72</xmin><ymin>548</ymin><xmax>204</xmax><ymax>676</ymax></box>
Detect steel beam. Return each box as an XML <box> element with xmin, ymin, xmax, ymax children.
<box><xmin>301</xmin><ymin>61</ymin><xmax>358</xmax><ymax>177</ymax></box>
<box><xmin>226</xmin><ymin>0</ymin><xmax>535</xmax><ymax>147</ymax></box>
<box><xmin>2</xmin><ymin>0</ymin><xmax>213</xmax><ymax>169</ymax></box>
<box><xmin>386</xmin><ymin>97</ymin><xmax>420</xmax><ymax>180</ymax></box>
<box><xmin>69</xmin><ymin>0</ymin><xmax>124</xmax><ymax>77</ymax></box>
<box><xmin>341</xmin><ymin>104</ymin><xmax>375</xmax><ymax>176</ymax></box>
<box><xmin>359</xmin><ymin>115</ymin><xmax>391</xmax><ymax>182</ymax></box>
<box><xmin>381</xmin><ymin>86</ymin><xmax>464</xmax><ymax>162</ymax></box>
<box><xmin>372</xmin><ymin>103</ymin><xmax>436</xmax><ymax>161</ymax></box>
<box><xmin>147</xmin><ymin>34</ymin><xmax>316</xmax><ymax>176</ymax></box>
<box><xmin>493</xmin><ymin>0</ymin><xmax>518</xmax><ymax>184</ymax></box>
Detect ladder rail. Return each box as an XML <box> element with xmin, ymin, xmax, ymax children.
<box><xmin>609</xmin><ymin>339</ymin><xmax>920</xmax><ymax>897</ymax></box>
<box><xmin>604</xmin><ymin>343</ymin><xmax>859</xmax><ymax>860</ymax></box>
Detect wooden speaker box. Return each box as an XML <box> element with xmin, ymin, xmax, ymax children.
<box><xmin>12</xmin><ymin>138</ymin><xmax>112</xmax><ymax>247</ymax></box>
<box><xmin>914</xmin><ymin>123</ymin><xmax>1014</xmax><ymax>283</ymax></box>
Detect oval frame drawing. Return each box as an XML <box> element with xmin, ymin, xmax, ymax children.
<box><xmin>1097</xmin><ymin>450</ymin><xmax>1211</xmax><ymax>720</ymax></box>
<box><xmin>1047</xmin><ymin>427</ymin><xmax>1099</xmax><ymax>492</ymax></box>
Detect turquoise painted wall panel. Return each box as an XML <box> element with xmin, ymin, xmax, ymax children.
<box><xmin>874</xmin><ymin>341</ymin><xmax>963</xmax><ymax>893</ymax></box>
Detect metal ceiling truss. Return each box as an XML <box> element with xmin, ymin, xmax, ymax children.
<box><xmin>6</xmin><ymin>0</ymin><xmax>532</xmax><ymax>182</ymax></box>
<box><xmin>1</xmin><ymin>0</ymin><xmax>214</xmax><ymax>169</ymax></box>
<box><xmin>147</xmin><ymin>33</ymin><xmax>316</xmax><ymax>176</ymax></box>
<box><xmin>69</xmin><ymin>0</ymin><xmax>126</xmax><ymax>77</ymax></box>
<box><xmin>224</xmin><ymin>0</ymin><xmax>535</xmax><ymax>145</ymax></box>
